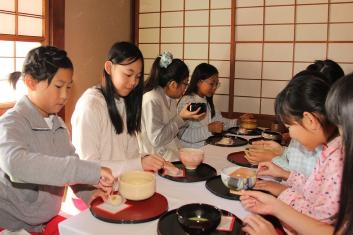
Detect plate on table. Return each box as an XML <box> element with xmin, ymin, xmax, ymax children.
<box><xmin>227</xmin><ymin>151</ymin><xmax>258</xmax><ymax>169</ymax></box>
<box><xmin>158</xmin><ymin>161</ymin><xmax>217</xmax><ymax>183</ymax></box>
<box><xmin>205</xmin><ymin>176</ymin><xmax>273</xmax><ymax>201</ymax></box>
<box><xmin>206</xmin><ymin>135</ymin><xmax>248</xmax><ymax>147</ymax></box>
<box><xmin>227</xmin><ymin>127</ymin><xmax>263</xmax><ymax>136</ymax></box>
<box><xmin>205</xmin><ymin>176</ymin><xmax>241</xmax><ymax>200</ymax></box>
<box><xmin>157</xmin><ymin>208</ymin><xmax>245</xmax><ymax>235</ymax></box>
<box><xmin>90</xmin><ymin>192</ymin><xmax>168</xmax><ymax>223</ymax></box>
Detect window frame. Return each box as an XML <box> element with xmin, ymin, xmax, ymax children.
<box><xmin>0</xmin><ymin>0</ymin><xmax>65</xmax><ymax>114</ymax></box>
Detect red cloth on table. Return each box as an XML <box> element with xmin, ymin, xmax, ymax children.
<box><xmin>0</xmin><ymin>215</ymin><xmax>66</xmax><ymax>235</ymax></box>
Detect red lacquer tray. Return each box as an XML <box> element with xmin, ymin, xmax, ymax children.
<box><xmin>227</xmin><ymin>151</ymin><xmax>257</xmax><ymax>168</ymax></box>
<box><xmin>90</xmin><ymin>192</ymin><xmax>168</xmax><ymax>223</ymax></box>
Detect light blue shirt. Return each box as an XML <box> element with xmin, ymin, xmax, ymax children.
<box><xmin>272</xmin><ymin>139</ymin><xmax>321</xmax><ymax>177</ymax></box>
<box><xmin>177</xmin><ymin>94</ymin><xmax>237</xmax><ymax>148</ymax></box>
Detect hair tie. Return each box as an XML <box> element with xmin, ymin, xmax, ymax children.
<box><xmin>319</xmin><ymin>64</ymin><xmax>328</xmax><ymax>73</ymax></box>
<box><xmin>159</xmin><ymin>51</ymin><xmax>173</xmax><ymax>68</ymax></box>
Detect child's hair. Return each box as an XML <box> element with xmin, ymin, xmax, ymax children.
<box><xmin>183</xmin><ymin>63</ymin><xmax>218</xmax><ymax>118</ymax></box>
<box><xmin>144</xmin><ymin>52</ymin><xmax>189</xmax><ymax>93</ymax></box>
<box><xmin>326</xmin><ymin>73</ymin><xmax>353</xmax><ymax>235</ymax></box>
<box><xmin>306</xmin><ymin>59</ymin><xmax>344</xmax><ymax>85</ymax></box>
<box><xmin>275</xmin><ymin>74</ymin><xmax>336</xmax><ymax>139</ymax></box>
<box><xmin>99</xmin><ymin>41</ymin><xmax>144</xmax><ymax>135</ymax></box>
<box><xmin>8</xmin><ymin>46</ymin><xmax>73</xmax><ymax>89</ymax></box>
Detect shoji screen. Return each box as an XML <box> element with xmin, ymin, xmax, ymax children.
<box><xmin>235</xmin><ymin>0</ymin><xmax>353</xmax><ymax>115</ymax></box>
<box><xmin>137</xmin><ymin>0</ymin><xmax>232</xmax><ymax>112</ymax></box>
<box><xmin>136</xmin><ymin>0</ymin><xmax>353</xmax><ymax>115</ymax></box>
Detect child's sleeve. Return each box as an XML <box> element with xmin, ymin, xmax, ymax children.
<box><xmin>0</xmin><ymin>119</ymin><xmax>100</xmax><ymax>186</ymax></box>
<box><xmin>143</xmin><ymin>99</ymin><xmax>184</xmax><ymax>147</ymax></box>
<box><xmin>278</xmin><ymin>153</ymin><xmax>343</xmax><ymax>223</ymax></box>
<box><xmin>272</xmin><ymin>147</ymin><xmax>290</xmax><ymax>171</ymax></box>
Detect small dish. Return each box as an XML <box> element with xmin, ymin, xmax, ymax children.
<box><xmin>221</xmin><ymin>166</ymin><xmax>257</xmax><ymax>192</ymax></box>
<box><xmin>206</xmin><ymin>135</ymin><xmax>248</xmax><ymax>147</ymax></box>
<box><xmin>107</xmin><ymin>194</ymin><xmax>125</xmax><ymax>206</ymax></box>
<box><xmin>176</xmin><ymin>203</ymin><xmax>222</xmax><ymax>235</ymax></box>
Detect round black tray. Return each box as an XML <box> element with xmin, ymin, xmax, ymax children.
<box><xmin>90</xmin><ymin>193</ymin><xmax>168</xmax><ymax>224</ymax></box>
<box><xmin>227</xmin><ymin>151</ymin><xmax>258</xmax><ymax>168</ymax></box>
<box><xmin>158</xmin><ymin>161</ymin><xmax>217</xmax><ymax>183</ymax></box>
<box><xmin>205</xmin><ymin>176</ymin><xmax>240</xmax><ymax>201</ymax></box>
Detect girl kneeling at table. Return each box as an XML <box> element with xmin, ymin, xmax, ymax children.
<box><xmin>252</xmin><ymin>73</ymin><xmax>343</xmax><ymax>233</ymax></box>
<box><xmin>137</xmin><ymin>52</ymin><xmax>204</xmax><ymax>160</ymax></box>
<box><xmin>71</xmin><ymin>41</ymin><xmax>165</xmax><ymax>176</ymax></box>
<box><xmin>0</xmin><ymin>46</ymin><xmax>114</xmax><ymax>234</ymax></box>
<box><xmin>245</xmin><ymin>59</ymin><xmax>344</xmax><ymax>177</ymax></box>
<box><xmin>240</xmin><ymin>73</ymin><xmax>353</xmax><ymax>235</ymax></box>
<box><xmin>177</xmin><ymin>63</ymin><xmax>239</xmax><ymax>148</ymax></box>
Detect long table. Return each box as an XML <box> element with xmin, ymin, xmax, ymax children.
<box><xmin>59</xmin><ymin>140</ymin><xmax>252</xmax><ymax>235</ymax></box>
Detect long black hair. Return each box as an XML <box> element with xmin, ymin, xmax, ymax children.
<box><xmin>144</xmin><ymin>55</ymin><xmax>189</xmax><ymax>93</ymax></box>
<box><xmin>99</xmin><ymin>41</ymin><xmax>144</xmax><ymax>135</ymax></box>
<box><xmin>183</xmin><ymin>63</ymin><xmax>218</xmax><ymax>118</ymax></box>
<box><xmin>326</xmin><ymin>73</ymin><xmax>353</xmax><ymax>235</ymax></box>
<box><xmin>8</xmin><ymin>46</ymin><xmax>73</xmax><ymax>88</ymax></box>
<box><xmin>275</xmin><ymin>74</ymin><xmax>337</xmax><ymax>140</ymax></box>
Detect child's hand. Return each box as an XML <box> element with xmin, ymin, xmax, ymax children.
<box><xmin>208</xmin><ymin>121</ymin><xmax>224</xmax><ymax>133</ymax></box>
<box><xmin>254</xmin><ymin>180</ymin><xmax>288</xmax><ymax>196</ymax></box>
<box><xmin>244</xmin><ymin>143</ymin><xmax>282</xmax><ymax>164</ymax></box>
<box><xmin>257</xmin><ymin>162</ymin><xmax>290</xmax><ymax>180</ymax></box>
<box><xmin>141</xmin><ymin>154</ymin><xmax>164</xmax><ymax>172</ymax></box>
<box><xmin>244</xmin><ymin>149</ymin><xmax>273</xmax><ymax>165</ymax></box>
<box><xmin>240</xmin><ymin>190</ymin><xmax>278</xmax><ymax>215</ymax></box>
<box><xmin>89</xmin><ymin>189</ymin><xmax>110</xmax><ymax>204</ymax></box>
<box><xmin>179</xmin><ymin>105</ymin><xmax>206</xmax><ymax>120</ymax></box>
<box><xmin>242</xmin><ymin>214</ymin><xmax>277</xmax><ymax>235</ymax></box>
<box><xmin>96</xmin><ymin>167</ymin><xmax>114</xmax><ymax>193</ymax></box>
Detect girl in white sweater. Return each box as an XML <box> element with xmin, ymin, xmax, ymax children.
<box><xmin>71</xmin><ymin>42</ymin><xmax>165</xmax><ymax>176</ymax></box>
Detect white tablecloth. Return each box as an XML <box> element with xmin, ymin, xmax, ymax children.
<box><xmin>59</xmin><ymin>141</ymin><xmax>252</xmax><ymax>235</ymax></box>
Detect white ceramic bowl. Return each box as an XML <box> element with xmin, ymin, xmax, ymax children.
<box><xmin>179</xmin><ymin>148</ymin><xmax>204</xmax><ymax>170</ymax></box>
<box><xmin>221</xmin><ymin>166</ymin><xmax>256</xmax><ymax>191</ymax></box>
<box><xmin>119</xmin><ymin>171</ymin><xmax>156</xmax><ymax>201</ymax></box>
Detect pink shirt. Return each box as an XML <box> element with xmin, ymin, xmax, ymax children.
<box><xmin>278</xmin><ymin>136</ymin><xmax>343</xmax><ymax>224</ymax></box>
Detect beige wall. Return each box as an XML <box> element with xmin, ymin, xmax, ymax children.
<box><xmin>64</xmin><ymin>0</ymin><xmax>131</xmax><ymax>127</ymax></box>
